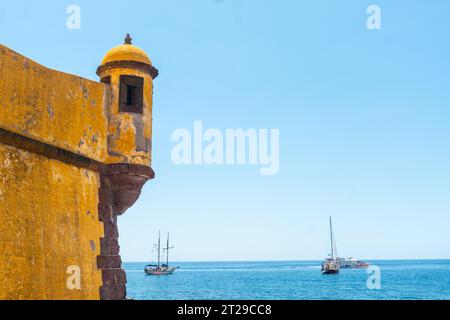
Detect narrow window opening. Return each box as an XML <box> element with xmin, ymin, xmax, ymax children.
<box><xmin>126</xmin><ymin>85</ymin><xmax>136</xmax><ymax>106</ymax></box>
<box><xmin>119</xmin><ymin>75</ymin><xmax>144</xmax><ymax>114</ymax></box>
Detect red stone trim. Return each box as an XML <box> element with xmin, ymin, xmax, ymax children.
<box><xmin>97</xmin><ymin>163</ymin><xmax>154</xmax><ymax>300</ymax></box>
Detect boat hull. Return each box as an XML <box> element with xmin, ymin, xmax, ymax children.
<box><xmin>340</xmin><ymin>264</ymin><xmax>369</xmax><ymax>269</ymax></box>
<box><xmin>144</xmin><ymin>267</ymin><xmax>176</xmax><ymax>276</ymax></box>
<box><xmin>338</xmin><ymin>258</ymin><xmax>370</xmax><ymax>269</ymax></box>
<box><xmin>322</xmin><ymin>269</ymin><xmax>339</xmax><ymax>274</ymax></box>
<box><xmin>321</xmin><ymin>259</ymin><xmax>340</xmax><ymax>274</ymax></box>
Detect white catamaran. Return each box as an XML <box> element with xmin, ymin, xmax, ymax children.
<box><xmin>338</xmin><ymin>257</ymin><xmax>369</xmax><ymax>269</ymax></box>
<box><xmin>321</xmin><ymin>217</ymin><xmax>340</xmax><ymax>274</ymax></box>
<box><xmin>145</xmin><ymin>231</ymin><xmax>178</xmax><ymax>276</ymax></box>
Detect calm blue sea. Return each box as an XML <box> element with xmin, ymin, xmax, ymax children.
<box><xmin>123</xmin><ymin>260</ymin><xmax>450</xmax><ymax>300</ymax></box>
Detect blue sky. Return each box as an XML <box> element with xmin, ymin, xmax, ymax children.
<box><xmin>1</xmin><ymin>1</ymin><xmax>450</xmax><ymax>261</ymax></box>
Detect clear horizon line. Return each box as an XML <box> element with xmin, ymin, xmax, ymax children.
<box><xmin>123</xmin><ymin>258</ymin><xmax>450</xmax><ymax>263</ymax></box>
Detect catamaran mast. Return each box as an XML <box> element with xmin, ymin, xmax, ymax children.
<box><xmin>329</xmin><ymin>217</ymin><xmax>334</xmax><ymax>259</ymax></box>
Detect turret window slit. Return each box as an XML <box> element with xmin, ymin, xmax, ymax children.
<box><xmin>119</xmin><ymin>75</ymin><xmax>144</xmax><ymax>114</ymax></box>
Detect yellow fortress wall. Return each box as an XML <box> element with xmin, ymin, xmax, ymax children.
<box><xmin>0</xmin><ymin>45</ymin><xmax>108</xmax><ymax>162</ymax></box>
<box><xmin>0</xmin><ymin>35</ymin><xmax>157</xmax><ymax>300</ymax></box>
<box><xmin>0</xmin><ymin>144</ymin><xmax>103</xmax><ymax>300</ymax></box>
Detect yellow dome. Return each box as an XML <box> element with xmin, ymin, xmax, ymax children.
<box><xmin>101</xmin><ymin>42</ymin><xmax>152</xmax><ymax>66</ymax></box>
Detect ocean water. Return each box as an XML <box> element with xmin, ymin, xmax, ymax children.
<box><xmin>124</xmin><ymin>260</ymin><xmax>450</xmax><ymax>300</ymax></box>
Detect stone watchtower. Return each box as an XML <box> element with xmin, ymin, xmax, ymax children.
<box><xmin>0</xmin><ymin>35</ymin><xmax>158</xmax><ymax>300</ymax></box>
<box><xmin>97</xmin><ymin>33</ymin><xmax>158</xmax><ymax>167</ymax></box>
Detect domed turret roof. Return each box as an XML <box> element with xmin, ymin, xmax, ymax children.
<box><xmin>100</xmin><ymin>34</ymin><xmax>152</xmax><ymax>66</ymax></box>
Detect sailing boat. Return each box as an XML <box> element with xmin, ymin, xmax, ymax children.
<box><xmin>321</xmin><ymin>217</ymin><xmax>340</xmax><ymax>274</ymax></box>
<box><xmin>144</xmin><ymin>231</ymin><xmax>177</xmax><ymax>275</ymax></box>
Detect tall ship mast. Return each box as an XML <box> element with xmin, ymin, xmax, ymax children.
<box><xmin>157</xmin><ymin>230</ymin><xmax>161</xmax><ymax>268</ymax></box>
<box><xmin>165</xmin><ymin>232</ymin><xmax>175</xmax><ymax>268</ymax></box>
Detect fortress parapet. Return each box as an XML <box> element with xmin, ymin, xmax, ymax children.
<box><xmin>0</xmin><ymin>35</ymin><xmax>157</xmax><ymax>300</ymax></box>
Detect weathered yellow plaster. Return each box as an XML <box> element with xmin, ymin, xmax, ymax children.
<box><xmin>0</xmin><ymin>45</ymin><xmax>109</xmax><ymax>162</ymax></box>
<box><xmin>0</xmin><ymin>143</ymin><xmax>103</xmax><ymax>300</ymax></box>
<box><xmin>99</xmin><ymin>60</ymin><xmax>154</xmax><ymax>166</ymax></box>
